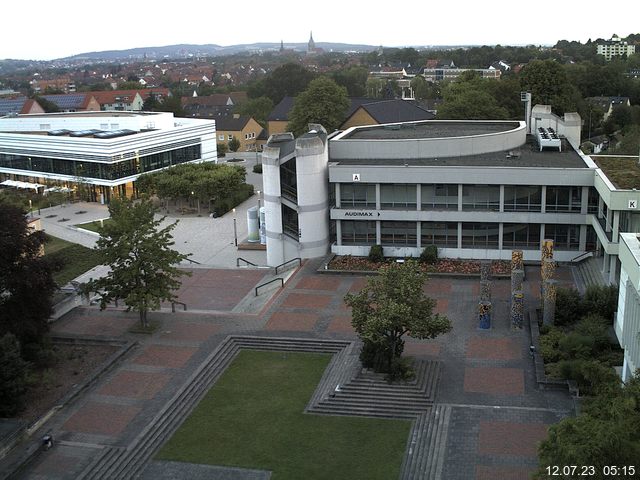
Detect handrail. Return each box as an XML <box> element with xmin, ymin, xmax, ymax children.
<box><xmin>255</xmin><ymin>277</ymin><xmax>284</xmax><ymax>296</ymax></box>
<box><xmin>237</xmin><ymin>257</ymin><xmax>259</xmax><ymax>267</ymax></box>
<box><xmin>275</xmin><ymin>257</ymin><xmax>301</xmax><ymax>275</ymax></box>
<box><xmin>171</xmin><ymin>301</ymin><xmax>187</xmax><ymax>312</ymax></box>
<box><xmin>570</xmin><ymin>250</ymin><xmax>594</xmax><ymax>263</ymax></box>
<box><xmin>184</xmin><ymin>257</ymin><xmax>202</xmax><ymax>265</ymax></box>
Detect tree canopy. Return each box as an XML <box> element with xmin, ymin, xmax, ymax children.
<box><xmin>519</xmin><ymin>59</ymin><xmax>581</xmax><ymax>114</ymax></box>
<box><xmin>0</xmin><ymin>201</ymin><xmax>57</xmax><ymax>360</ymax></box>
<box><xmin>235</xmin><ymin>96</ymin><xmax>274</xmax><ymax>127</ymax></box>
<box><xmin>86</xmin><ymin>198</ymin><xmax>190</xmax><ymax>327</ymax></box>
<box><xmin>344</xmin><ymin>261</ymin><xmax>451</xmax><ymax>375</ymax></box>
<box><xmin>287</xmin><ymin>76</ymin><xmax>349</xmax><ymax>136</ymax></box>
<box><xmin>250</xmin><ymin>63</ymin><xmax>316</xmax><ymax>104</ymax></box>
<box><xmin>437</xmin><ymin>73</ymin><xmax>510</xmax><ymax>120</ymax></box>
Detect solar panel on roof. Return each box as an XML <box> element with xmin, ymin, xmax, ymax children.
<box><xmin>43</xmin><ymin>94</ymin><xmax>85</xmax><ymax>109</ymax></box>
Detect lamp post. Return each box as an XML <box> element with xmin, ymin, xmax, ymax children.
<box><xmin>233</xmin><ymin>207</ymin><xmax>238</xmax><ymax>246</ymax></box>
<box><xmin>28</xmin><ymin>199</ymin><xmax>32</xmax><ymax>217</ymax></box>
<box><xmin>257</xmin><ymin>190</ymin><xmax>261</xmax><ymax>210</ymax></box>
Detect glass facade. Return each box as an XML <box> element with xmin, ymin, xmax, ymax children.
<box><xmin>503</xmin><ymin>223</ymin><xmax>541</xmax><ymax>249</ymax></box>
<box><xmin>282</xmin><ymin>204</ymin><xmax>299</xmax><ymax>239</ymax></box>
<box><xmin>380</xmin><ymin>221</ymin><xmax>416</xmax><ymax>246</ymax></box>
<box><xmin>544</xmin><ymin>224</ymin><xmax>580</xmax><ymax>250</ymax></box>
<box><xmin>503</xmin><ymin>186</ymin><xmax>542</xmax><ymax>212</ymax></box>
<box><xmin>279</xmin><ymin>159</ymin><xmax>297</xmax><ymax>202</ymax></box>
<box><xmin>461</xmin><ymin>185</ymin><xmax>500</xmax><ymax>211</ymax></box>
<box><xmin>0</xmin><ymin>145</ymin><xmax>201</xmax><ymax>181</ymax></box>
<box><xmin>341</xmin><ymin>220</ymin><xmax>376</xmax><ymax>245</ymax></box>
<box><xmin>340</xmin><ymin>184</ymin><xmax>376</xmax><ymax>208</ymax></box>
<box><xmin>421</xmin><ymin>222</ymin><xmax>458</xmax><ymax>247</ymax></box>
<box><xmin>461</xmin><ymin>222</ymin><xmax>499</xmax><ymax>248</ymax></box>
<box><xmin>545</xmin><ymin>186</ymin><xmax>582</xmax><ymax>212</ymax></box>
<box><xmin>421</xmin><ymin>184</ymin><xmax>458</xmax><ymax>210</ymax></box>
<box><xmin>380</xmin><ymin>184</ymin><xmax>416</xmax><ymax>210</ymax></box>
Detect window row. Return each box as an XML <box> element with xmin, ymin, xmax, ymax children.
<box><xmin>340</xmin><ymin>221</ymin><xmax>583</xmax><ymax>250</ymax></box>
<box><xmin>0</xmin><ymin>146</ymin><xmax>201</xmax><ymax>181</ymax></box>
<box><xmin>338</xmin><ymin>183</ymin><xmax>596</xmax><ymax>213</ymax></box>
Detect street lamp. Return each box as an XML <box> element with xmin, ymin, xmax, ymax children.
<box><xmin>28</xmin><ymin>199</ymin><xmax>33</xmax><ymax>217</ymax></box>
<box><xmin>232</xmin><ymin>207</ymin><xmax>238</xmax><ymax>246</ymax></box>
<box><xmin>257</xmin><ymin>190</ymin><xmax>261</xmax><ymax>210</ymax></box>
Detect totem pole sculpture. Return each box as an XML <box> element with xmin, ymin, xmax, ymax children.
<box><xmin>478</xmin><ymin>261</ymin><xmax>492</xmax><ymax>329</ymax></box>
<box><xmin>510</xmin><ymin>250</ymin><xmax>524</xmax><ymax>329</ymax></box>
<box><xmin>541</xmin><ymin>239</ymin><xmax>556</xmax><ymax>325</ymax></box>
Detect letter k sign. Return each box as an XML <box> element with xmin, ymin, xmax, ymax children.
<box><xmin>629</xmin><ymin>200</ymin><xmax>638</xmax><ymax>209</ymax></box>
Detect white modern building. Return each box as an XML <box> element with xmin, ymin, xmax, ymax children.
<box><xmin>262</xmin><ymin>106</ymin><xmax>640</xmax><ymax>286</ymax></box>
<box><xmin>615</xmin><ymin>232</ymin><xmax>640</xmax><ymax>381</ymax></box>
<box><xmin>0</xmin><ymin>111</ymin><xmax>217</xmax><ymax>201</ymax></box>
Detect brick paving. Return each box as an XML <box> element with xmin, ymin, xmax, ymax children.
<box><xmin>464</xmin><ymin>367</ymin><xmax>525</xmax><ymax>395</ymax></box>
<box><xmin>97</xmin><ymin>371</ymin><xmax>172</xmax><ymax>399</ymax></box>
<box><xmin>10</xmin><ymin>262</ymin><xmax>579</xmax><ymax>480</ymax></box>
<box><xmin>62</xmin><ymin>402</ymin><xmax>141</xmax><ymax>436</ymax></box>
<box><xmin>132</xmin><ymin>344</ymin><xmax>198</xmax><ymax>369</ymax></box>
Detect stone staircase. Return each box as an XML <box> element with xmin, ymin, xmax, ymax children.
<box><xmin>76</xmin><ymin>336</ymin><xmax>350</xmax><ymax>480</ymax></box>
<box><xmin>573</xmin><ymin>256</ymin><xmax>607</xmax><ymax>293</ymax></box>
<box><xmin>400</xmin><ymin>404</ymin><xmax>452</xmax><ymax>480</ymax></box>
<box><xmin>307</xmin><ymin>360</ymin><xmax>441</xmax><ymax>419</ymax></box>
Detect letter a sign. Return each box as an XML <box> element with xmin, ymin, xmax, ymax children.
<box><xmin>352</xmin><ymin>173</ymin><xmax>361</xmax><ymax>182</ymax></box>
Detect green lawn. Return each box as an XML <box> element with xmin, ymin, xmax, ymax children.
<box><xmin>44</xmin><ymin>234</ymin><xmax>102</xmax><ymax>286</ymax></box>
<box><xmin>75</xmin><ymin>218</ymin><xmax>113</xmax><ymax>233</ymax></box>
<box><xmin>157</xmin><ymin>350</ymin><xmax>411</xmax><ymax>480</ymax></box>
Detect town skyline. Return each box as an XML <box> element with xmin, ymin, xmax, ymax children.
<box><xmin>2</xmin><ymin>0</ymin><xmax>639</xmax><ymax>61</ymax></box>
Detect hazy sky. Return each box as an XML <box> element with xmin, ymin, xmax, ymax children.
<box><xmin>3</xmin><ymin>0</ymin><xmax>638</xmax><ymax>60</ymax></box>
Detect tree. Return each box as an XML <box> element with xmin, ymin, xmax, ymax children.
<box><xmin>535</xmin><ymin>374</ymin><xmax>640</xmax><ymax>478</ymax></box>
<box><xmin>33</xmin><ymin>95</ymin><xmax>59</xmax><ymax>113</ymax></box>
<box><xmin>344</xmin><ymin>261</ymin><xmax>452</xmax><ymax>376</ymax></box>
<box><xmin>519</xmin><ymin>59</ymin><xmax>580</xmax><ymax>114</ymax></box>
<box><xmin>0</xmin><ymin>333</ymin><xmax>29</xmax><ymax>417</ymax></box>
<box><xmin>262</xmin><ymin>63</ymin><xmax>316</xmax><ymax>104</ymax></box>
<box><xmin>236</xmin><ymin>96</ymin><xmax>273</xmax><ymax>127</ymax></box>
<box><xmin>331</xmin><ymin>66</ymin><xmax>369</xmax><ymax>97</ymax></box>
<box><xmin>437</xmin><ymin>76</ymin><xmax>509</xmax><ymax>120</ymax></box>
<box><xmin>86</xmin><ymin>199</ymin><xmax>190</xmax><ymax>327</ymax></box>
<box><xmin>142</xmin><ymin>93</ymin><xmax>162</xmax><ymax>112</ymax></box>
<box><xmin>0</xmin><ymin>201</ymin><xmax>57</xmax><ymax>361</ymax></box>
<box><xmin>228</xmin><ymin>136</ymin><xmax>241</xmax><ymax>152</ymax></box>
<box><xmin>287</xmin><ymin>77</ymin><xmax>349</xmax><ymax>136</ymax></box>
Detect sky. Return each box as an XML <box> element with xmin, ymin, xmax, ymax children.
<box><xmin>2</xmin><ymin>0</ymin><xmax>639</xmax><ymax>61</ymax></box>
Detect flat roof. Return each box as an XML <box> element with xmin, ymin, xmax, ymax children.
<box><xmin>14</xmin><ymin>111</ymin><xmax>162</xmax><ymax>119</ymax></box>
<box><xmin>341</xmin><ymin>121</ymin><xmax>521</xmax><ymax>140</ymax></box>
<box><xmin>592</xmin><ymin>156</ymin><xmax>640</xmax><ymax>189</ymax></box>
<box><xmin>331</xmin><ymin>137</ymin><xmax>588</xmax><ymax>169</ymax></box>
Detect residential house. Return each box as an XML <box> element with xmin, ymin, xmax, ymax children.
<box><xmin>0</xmin><ymin>97</ymin><xmax>45</xmax><ymax>116</ymax></box>
<box><xmin>340</xmin><ymin>99</ymin><xmax>435</xmax><ymax>129</ymax></box>
<box><xmin>586</xmin><ymin>96</ymin><xmax>631</xmax><ymax>121</ymax></box>
<box><xmin>597</xmin><ymin>35</ymin><xmax>636</xmax><ymax>61</ymax></box>
<box><xmin>91</xmin><ymin>90</ymin><xmax>144</xmax><ymax>111</ymax></box>
<box><xmin>41</xmin><ymin>93</ymin><xmax>100</xmax><ymax>112</ymax></box>
<box><xmin>181</xmin><ymin>94</ymin><xmax>237</xmax><ymax>118</ymax></box>
<box><xmin>216</xmin><ymin>115</ymin><xmax>263</xmax><ymax>152</ymax></box>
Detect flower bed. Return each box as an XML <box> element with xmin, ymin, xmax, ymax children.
<box><xmin>327</xmin><ymin>255</ymin><xmax>510</xmax><ymax>276</ymax></box>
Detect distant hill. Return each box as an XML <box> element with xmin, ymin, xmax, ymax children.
<box><xmin>63</xmin><ymin>42</ymin><xmax>380</xmax><ymax>61</ymax></box>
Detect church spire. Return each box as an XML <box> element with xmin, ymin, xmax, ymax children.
<box><xmin>308</xmin><ymin>31</ymin><xmax>316</xmax><ymax>54</ymax></box>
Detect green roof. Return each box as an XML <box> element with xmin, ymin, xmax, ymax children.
<box><xmin>594</xmin><ymin>156</ymin><xmax>640</xmax><ymax>190</ymax></box>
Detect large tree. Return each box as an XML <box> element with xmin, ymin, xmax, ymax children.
<box><xmin>0</xmin><ymin>333</ymin><xmax>29</xmax><ymax>417</ymax></box>
<box><xmin>519</xmin><ymin>59</ymin><xmax>581</xmax><ymax>115</ymax></box>
<box><xmin>86</xmin><ymin>198</ymin><xmax>190</xmax><ymax>327</ymax></box>
<box><xmin>344</xmin><ymin>260</ymin><xmax>452</xmax><ymax>375</ymax></box>
<box><xmin>287</xmin><ymin>77</ymin><xmax>349</xmax><ymax>136</ymax></box>
<box><xmin>535</xmin><ymin>374</ymin><xmax>640</xmax><ymax>478</ymax></box>
<box><xmin>437</xmin><ymin>73</ymin><xmax>509</xmax><ymax>120</ymax></box>
<box><xmin>0</xmin><ymin>201</ymin><xmax>57</xmax><ymax>360</ymax></box>
<box><xmin>259</xmin><ymin>63</ymin><xmax>316</xmax><ymax>104</ymax></box>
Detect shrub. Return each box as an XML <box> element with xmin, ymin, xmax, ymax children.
<box><xmin>558</xmin><ymin>359</ymin><xmax>620</xmax><ymax>395</ymax></box>
<box><xmin>554</xmin><ymin>287</ymin><xmax>583</xmax><ymax>326</ymax></box>
<box><xmin>217</xmin><ymin>142</ymin><xmax>228</xmax><ymax>157</ymax></box>
<box><xmin>253</xmin><ymin>163</ymin><xmax>263</xmax><ymax>174</ymax></box>
<box><xmin>573</xmin><ymin>313</ymin><xmax>611</xmax><ymax>352</ymax></box>
<box><xmin>368</xmin><ymin>244</ymin><xmax>384</xmax><ymax>263</ymax></box>
<box><xmin>419</xmin><ymin>245</ymin><xmax>438</xmax><ymax>264</ymax></box>
<box><xmin>583</xmin><ymin>285</ymin><xmax>619</xmax><ymax>321</ymax></box>
<box><xmin>539</xmin><ymin>327</ymin><xmax>567</xmax><ymax>363</ymax></box>
<box><xmin>558</xmin><ymin>332</ymin><xmax>597</xmax><ymax>360</ymax></box>
<box><xmin>211</xmin><ymin>183</ymin><xmax>254</xmax><ymax>217</ymax></box>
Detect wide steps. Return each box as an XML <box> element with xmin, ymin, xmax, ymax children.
<box><xmin>310</xmin><ymin>404</ymin><xmax>421</xmax><ymax>419</ymax></box>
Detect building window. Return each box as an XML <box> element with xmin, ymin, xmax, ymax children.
<box><xmin>461</xmin><ymin>222</ymin><xmax>499</xmax><ymax>248</ymax></box>
<box><xmin>341</xmin><ymin>220</ymin><xmax>377</xmax><ymax>245</ymax></box>
<box><xmin>282</xmin><ymin>204</ymin><xmax>299</xmax><ymax>239</ymax></box>
<box><xmin>381</xmin><ymin>221</ymin><xmax>416</xmax><ymax>246</ymax></box>
<box><xmin>219</xmin><ymin>134</ymin><xmax>224</xmax><ymax>141</ymax></box>
<box><xmin>340</xmin><ymin>184</ymin><xmax>376</xmax><ymax>209</ymax></box>
<box><xmin>503</xmin><ymin>186</ymin><xmax>542</xmax><ymax>212</ymax></box>
<box><xmin>228</xmin><ymin>134</ymin><xmax>233</xmax><ymax>141</ymax></box>
<box><xmin>421</xmin><ymin>222</ymin><xmax>458</xmax><ymax>247</ymax></box>
<box><xmin>588</xmin><ymin>187</ymin><xmax>599</xmax><ymax>214</ymax></box>
<box><xmin>280</xmin><ymin>159</ymin><xmax>297</xmax><ymax>202</ymax></box>
<box><xmin>502</xmin><ymin>223</ymin><xmax>541</xmax><ymax>249</ymax></box>
<box><xmin>421</xmin><ymin>184</ymin><xmax>458</xmax><ymax>210</ymax></box>
<box><xmin>544</xmin><ymin>224</ymin><xmax>580</xmax><ymax>250</ymax></box>
<box><xmin>380</xmin><ymin>184</ymin><xmax>416</xmax><ymax>210</ymax></box>
<box><xmin>545</xmin><ymin>186</ymin><xmax>582</xmax><ymax>213</ymax></box>
<box><xmin>461</xmin><ymin>185</ymin><xmax>500</xmax><ymax>211</ymax></box>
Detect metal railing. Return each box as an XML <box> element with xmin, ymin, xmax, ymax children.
<box><xmin>275</xmin><ymin>257</ymin><xmax>301</xmax><ymax>275</ymax></box>
<box><xmin>171</xmin><ymin>301</ymin><xmax>187</xmax><ymax>312</ymax></box>
<box><xmin>255</xmin><ymin>277</ymin><xmax>284</xmax><ymax>296</ymax></box>
<box><xmin>570</xmin><ymin>250</ymin><xmax>595</xmax><ymax>263</ymax></box>
<box><xmin>237</xmin><ymin>257</ymin><xmax>259</xmax><ymax>267</ymax></box>
<box><xmin>183</xmin><ymin>257</ymin><xmax>202</xmax><ymax>265</ymax></box>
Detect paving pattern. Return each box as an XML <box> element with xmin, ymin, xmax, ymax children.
<box><xmin>5</xmin><ymin>261</ymin><xmax>577</xmax><ymax>480</ymax></box>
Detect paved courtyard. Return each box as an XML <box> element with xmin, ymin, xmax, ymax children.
<box><xmin>5</xmin><ymin>260</ymin><xmax>576</xmax><ymax>480</ymax></box>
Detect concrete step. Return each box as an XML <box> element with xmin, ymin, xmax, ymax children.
<box><xmin>310</xmin><ymin>404</ymin><xmax>420</xmax><ymax>419</ymax></box>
